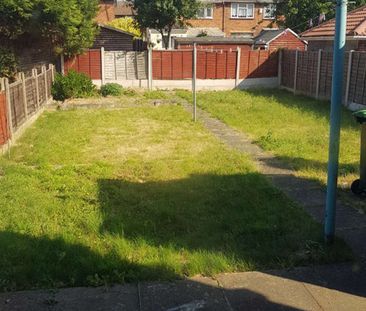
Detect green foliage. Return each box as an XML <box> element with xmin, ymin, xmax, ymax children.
<box><xmin>52</xmin><ymin>70</ymin><xmax>96</xmax><ymax>101</ymax></box>
<box><xmin>100</xmin><ymin>83</ymin><xmax>124</xmax><ymax>97</ymax></box>
<box><xmin>132</xmin><ymin>0</ymin><xmax>199</xmax><ymax>49</ymax></box>
<box><xmin>107</xmin><ymin>17</ymin><xmax>142</xmax><ymax>38</ymax></box>
<box><xmin>0</xmin><ymin>48</ymin><xmax>18</xmax><ymax>79</ymax></box>
<box><xmin>277</xmin><ymin>0</ymin><xmax>366</xmax><ymax>33</ymax></box>
<box><xmin>0</xmin><ymin>0</ymin><xmax>99</xmax><ymax>57</ymax></box>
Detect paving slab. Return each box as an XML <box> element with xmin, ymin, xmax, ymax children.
<box><xmin>0</xmin><ymin>285</ymin><xmax>139</xmax><ymax>311</ymax></box>
<box><xmin>139</xmin><ymin>276</ymin><xmax>230</xmax><ymax>311</ymax></box>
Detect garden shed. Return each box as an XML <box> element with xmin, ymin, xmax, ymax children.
<box><xmin>92</xmin><ymin>24</ymin><xmax>135</xmax><ymax>51</ymax></box>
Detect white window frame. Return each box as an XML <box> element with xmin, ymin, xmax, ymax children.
<box><xmin>197</xmin><ymin>5</ymin><xmax>213</xmax><ymax>19</ymax></box>
<box><xmin>231</xmin><ymin>3</ymin><xmax>254</xmax><ymax>19</ymax></box>
<box><xmin>263</xmin><ymin>4</ymin><xmax>276</xmax><ymax>20</ymax></box>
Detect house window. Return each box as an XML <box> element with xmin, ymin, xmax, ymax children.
<box><xmin>264</xmin><ymin>4</ymin><xmax>276</xmax><ymax>19</ymax></box>
<box><xmin>197</xmin><ymin>5</ymin><xmax>213</xmax><ymax>19</ymax></box>
<box><xmin>231</xmin><ymin>3</ymin><xmax>254</xmax><ymax>19</ymax></box>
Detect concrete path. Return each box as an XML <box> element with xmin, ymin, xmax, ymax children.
<box><xmin>1</xmin><ymin>103</ymin><xmax>366</xmax><ymax>310</ymax></box>
<box><xmin>1</xmin><ymin>264</ymin><xmax>365</xmax><ymax>310</ymax></box>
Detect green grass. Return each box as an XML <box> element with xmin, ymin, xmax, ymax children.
<box><xmin>176</xmin><ymin>89</ymin><xmax>363</xmax><ymax>209</ymax></box>
<box><xmin>0</xmin><ymin>105</ymin><xmax>350</xmax><ymax>291</ymax></box>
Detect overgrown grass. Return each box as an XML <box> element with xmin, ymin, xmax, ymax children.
<box><xmin>0</xmin><ymin>105</ymin><xmax>350</xmax><ymax>291</ymax></box>
<box><xmin>176</xmin><ymin>89</ymin><xmax>362</xmax><ymax>209</ymax></box>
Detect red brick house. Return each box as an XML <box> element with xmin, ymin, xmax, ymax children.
<box><xmin>254</xmin><ymin>28</ymin><xmax>307</xmax><ymax>51</ymax></box>
<box><xmin>301</xmin><ymin>4</ymin><xmax>366</xmax><ymax>51</ymax></box>
<box><xmin>188</xmin><ymin>0</ymin><xmax>279</xmax><ymax>38</ymax></box>
<box><xmin>96</xmin><ymin>0</ymin><xmax>116</xmax><ymax>24</ymax></box>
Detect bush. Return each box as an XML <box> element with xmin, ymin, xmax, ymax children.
<box><xmin>52</xmin><ymin>70</ymin><xmax>96</xmax><ymax>101</ymax></box>
<box><xmin>0</xmin><ymin>48</ymin><xmax>18</xmax><ymax>79</ymax></box>
<box><xmin>100</xmin><ymin>83</ymin><xmax>123</xmax><ymax>97</ymax></box>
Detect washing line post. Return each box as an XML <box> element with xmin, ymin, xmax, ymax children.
<box><xmin>192</xmin><ymin>43</ymin><xmax>197</xmax><ymax>122</ymax></box>
<box><xmin>325</xmin><ymin>0</ymin><xmax>348</xmax><ymax>244</ymax></box>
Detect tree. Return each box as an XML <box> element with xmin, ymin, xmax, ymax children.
<box><xmin>131</xmin><ymin>0</ymin><xmax>200</xmax><ymax>49</ymax></box>
<box><xmin>0</xmin><ymin>0</ymin><xmax>99</xmax><ymax>70</ymax></box>
<box><xmin>276</xmin><ymin>0</ymin><xmax>366</xmax><ymax>33</ymax></box>
<box><xmin>107</xmin><ymin>17</ymin><xmax>142</xmax><ymax>38</ymax></box>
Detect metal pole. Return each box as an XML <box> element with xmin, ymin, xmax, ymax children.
<box><xmin>235</xmin><ymin>47</ymin><xmax>241</xmax><ymax>88</ymax></box>
<box><xmin>344</xmin><ymin>50</ymin><xmax>354</xmax><ymax>106</ymax></box>
<box><xmin>325</xmin><ymin>0</ymin><xmax>348</xmax><ymax>244</ymax></box>
<box><xmin>192</xmin><ymin>43</ymin><xmax>197</xmax><ymax>122</ymax></box>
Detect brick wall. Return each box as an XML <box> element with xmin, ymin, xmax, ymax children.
<box><xmin>152</xmin><ymin>50</ymin><xmax>278</xmax><ymax>80</ymax></box>
<box><xmin>96</xmin><ymin>1</ymin><xmax>115</xmax><ymax>24</ymax></box>
<box><xmin>188</xmin><ymin>3</ymin><xmax>277</xmax><ymax>37</ymax></box>
<box><xmin>0</xmin><ymin>92</ymin><xmax>9</xmax><ymax>145</ymax></box>
<box><xmin>269</xmin><ymin>32</ymin><xmax>307</xmax><ymax>51</ymax></box>
<box><xmin>65</xmin><ymin>50</ymin><xmax>102</xmax><ymax>80</ymax></box>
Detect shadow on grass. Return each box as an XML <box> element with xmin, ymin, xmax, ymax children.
<box><xmin>0</xmin><ymin>231</ymin><xmax>364</xmax><ymax>309</ymax></box>
<box><xmin>97</xmin><ymin>173</ymin><xmax>350</xmax><ymax>270</ymax></box>
<box><xmin>0</xmin><ymin>231</ymin><xmax>178</xmax><ymax>292</ymax></box>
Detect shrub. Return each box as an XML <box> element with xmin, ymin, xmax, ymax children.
<box><xmin>52</xmin><ymin>70</ymin><xmax>96</xmax><ymax>101</ymax></box>
<box><xmin>0</xmin><ymin>48</ymin><xmax>18</xmax><ymax>79</ymax></box>
<box><xmin>122</xmin><ymin>88</ymin><xmax>137</xmax><ymax>96</ymax></box>
<box><xmin>100</xmin><ymin>83</ymin><xmax>123</xmax><ymax>97</ymax></box>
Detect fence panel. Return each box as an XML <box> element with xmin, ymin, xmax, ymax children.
<box><xmin>65</xmin><ymin>49</ymin><xmax>102</xmax><ymax>80</ymax></box>
<box><xmin>25</xmin><ymin>76</ymin><xmax>37</xmax><ymax>114</ymax></box>
<box><xmin>104</xmin><ymin>51</ymin><xmax>147</xmax><ymax>80</ymax></box>
<box><xmin>0</xmin><ymin>92</ymin><xmax>9</xmax><ymax>145</ymax></box>
<box><xmin>281</xmin><ymin>50</ymin><xmax>296</xmax><ymax>89</ymax></box>
<box><xmin>280</xmin><ymin>50</ymin><xmax>366</xmax><ymax>106</ymax></box>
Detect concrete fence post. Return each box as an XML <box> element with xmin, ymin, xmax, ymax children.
<box><xmin>293</xmin><ymin>49</ymin><xmax>299</xmax><ymax>94</ymax></box>
<box><xmin>21</xmin><ymin>72</ymin><xmax>28</xmax><ymax>118</ymax></box>
<box><xmin>4</xmin><ymin>78</ymin><xmax>13</xmax><ymax>138</ymax></box>
<box><xmin>60</xmin><ymin>55</ymin><xmax>65</xmax><ymax>75</ymax></box>
<box><xmin>0</xmin><ymin>78</ymin><xmax>5</xmax><ymax>91</ymax></box>
<box><xmin>33</xmin><ymin>69</ymin><xmax>40</xmax><ymax>107</ymax></box>
<box><xmin>235</xmin><ymin>47</ymin><xmax>241</xmax><ymax>88</ymax></box>
<box><xmin>278</xmin><ymin>49</ymin><xmax>283</xmax><ymax>86</ymax></box>
<box><xmin>101</xmin><ymin>47</ymin><xmax>105</xmax><ymax>85</ymax></box>
<box><xmin>192</xmin><ymin>43</ymin><xmax>197</xmax><ymax>122</ymax></box>
<box><xmin>42</xmin><ymin>65</ymin><xmax>48</xmax><ymax>102</ymax></box>
<box><xmin>316</xmin><ymin>49</ymin><xmax>323</xmax><ymax>99</ymax></box>
<box><xmin>50</xmin><ymin>64</ymin><xmax>55</xmax><ymax>82</ymax></box>
<box><xmin>345</xmin><ymin>50</ymin><xmax>354</xmax><ymax>106</ymax></box>
<box><xmin>148</xmin><ymin>47</ymin><xmax>153</xmax><ymax>90</ymax></box>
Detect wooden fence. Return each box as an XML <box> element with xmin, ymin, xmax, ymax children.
<box><xmin>280</xmin><ymin>49</ymin><xmax>366</xmax><ymax>105</ymax></box>
<box><xmin>63</xmin><ymin>48</ymin><xmax>279</xmax><ymax>84</ymax></box>
<box><xmin>0</xmin><ymin>64</ymin><xmax>54</xmax><ymax>148</ymax></box>
<box><xmin>152</xmin><ymin>49</ymin><xmax>278</xmax><ymax>80</ymax></box>
<box><xmin>104</xmin><ymin>51</ymin><xmax>147</xmax><ymax>80</ymax></box>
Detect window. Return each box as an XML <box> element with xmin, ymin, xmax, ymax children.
<box><xmin>264</xmin><ymin>4</ymin><xmax>276</xmax><ymax>19</ymax></box>
<box><xmin>197</xmin><ymin>5</ymin><xmax>213</xmax><ymax>19</ymax></box>
<box><xmin>231</xmin><ymin>32</ymin><xmax>253</xmax><ymax>38</ymax></box>
<box><xmin>231</xmin><ymin>3</ymin><xmax>254</xmax><ymax>19</ymax></box>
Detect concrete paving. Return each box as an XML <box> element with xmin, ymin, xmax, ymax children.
<box><xmin>1</xmin><ymin>264</ymin><xmax>365</xmax><ymax>310</ymax></box>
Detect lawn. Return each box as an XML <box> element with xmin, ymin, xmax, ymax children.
<box><xmin>176</xmin><ymin>89</ymin><xmax>362</xmax><ymax>209</ymax></box>
<box><xmin>0</xmin><ymin>102</ymin><xmax>349</xmax><ymax>291</ymax></box>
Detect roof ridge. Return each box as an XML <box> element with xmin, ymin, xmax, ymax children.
<box><xmin>301</xmin><ymin>4</ymin><xmax>366</xmax><ymax>37</ymax></box>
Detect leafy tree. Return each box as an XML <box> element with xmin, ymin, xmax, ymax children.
<box><xmin>0</xmin><ymin>0</ymin><xmax>99</xmax><ymax>76</ymax></box>
<box><xmin>276</xmin><ymin>0</ymin><xmax>366</xmax><ymax>33</ymax></box>
<box><xmin>107</xmin><ymin>17</ymin><xmax>142</xmax><ymax>38</ymax></box>
<box><xmin>131</xmin><ymin>0</ymin><xmax>200</xmax><ymax>49</ymax></box>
